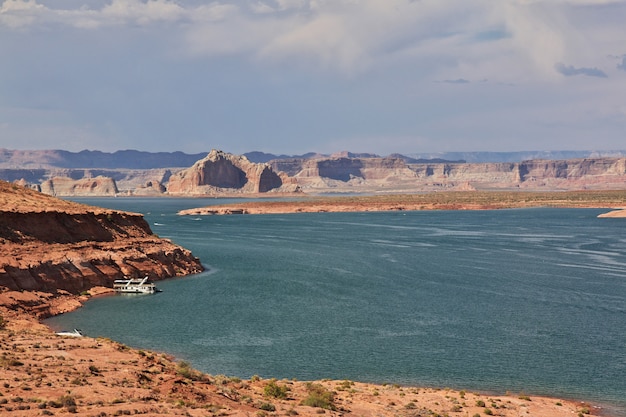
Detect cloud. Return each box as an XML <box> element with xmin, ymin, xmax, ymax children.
<box><xmin>439</xmin><ymin>79</ymin><xmax>470</xmax><ymax>84</ymax></box>
<box><xmin>555</xmin><ymin>62</ymin><xmax>608</xmax><ymax>78</ymax></box>
<box><xmin>2</xmin><ymin>0</ymin><xmax>626</xmax><ymax>154</ymax></box>
<box><xmin>1</xmin><ymin>0</ymin><xmax>624</xmax><ymax>79</ymax></box>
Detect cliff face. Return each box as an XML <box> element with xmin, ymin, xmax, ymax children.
<box><xmin>40</xmin><ymin>176</ymin><xmax>119</xmax><ymax>196</ymax></box>
<box><xmin>3</xmin><ymin>149</ymin><xmax>626</xmax><ymax>195</ymax></box>
<box><xmin>281</xmin><ymin>157</ymin><xmax>626</xmax><ymax>192</ymax></box>
<box><xmin>0</xmin><ymin>181</ymin><xmax>203</xmax><ymax>303</ymax></box>
<box><xmin>167</xmin><ymin>149</ymin><xmax>299</xmax><ymax>195</ymax></box>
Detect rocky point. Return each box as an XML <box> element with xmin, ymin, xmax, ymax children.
<box><xmin>0</xmin><ymin>180</ymin><xmax>203</xmax><ymax>318</ymax></box>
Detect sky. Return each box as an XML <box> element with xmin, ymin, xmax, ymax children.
<box><xmin>1</xmin><ymin>0</ymin><xmax>625</xmax><ymax>156</ymax></box>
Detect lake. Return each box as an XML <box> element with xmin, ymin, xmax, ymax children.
<box><xmin>46</xmin><ymin>199</ymin><xmax>626</xmax><ymax>415</ymax></box>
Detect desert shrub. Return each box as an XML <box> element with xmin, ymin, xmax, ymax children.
<box><xmin>7</xmin><ymin>359</ymin><xmax>24</xmax><ymax>367</ymax></box>
<box><xmin>258</xmin><ymin>402</ymin><xmax>276</xmax><ymax>411</ymax></box>
<box><xmin>176</xmin><ymin>361</ymin><xmax>204</xmax><ymax>381</ymax></box>
<box><xmin>59</xmin><ymin>395</ymin><xmax>76</xmax><ymax>408</ymax></box>
<box><xmin>484</xmin><ymin>408</ymin><xmax>493</xmax><ymax>415</ymax></box>
<box><xmin>476</xmin><ymin>400</ymin><xmax>486</xmax><ymax>407</ymax></box>
<box><xmin>301</xmin><ymin>383</ymin><xmax>336</xmax><ymax>411</ymax></box>
<box><xmin>337</xmin><ymin>380</ymin><xmax>354</xmax><ymax>391</ymax></box>
<box><xmin>264</xmin><ymin>379</ymin><xmax>289</xmax><ymax>399</ymax></box>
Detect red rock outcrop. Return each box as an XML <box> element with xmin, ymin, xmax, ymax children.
<box><xmin>167</xmin><ymin>149</ymin><xmax>299</xmax><ymax>195</ymax></box>
<box><xmin>0</xmin><ymin>180</ymin><xmax>203</xmax><ymax>308</ymax></box>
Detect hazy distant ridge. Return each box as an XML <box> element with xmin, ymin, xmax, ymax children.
<box><xmin>405</xmin><ymin>150</ymin><xmax>626</xmax><ymax>163</ymax></box>
<box><xmin>246</xmin><ymin>150</ymin><xmax>626</xmax><ymax>164</ymax></box>
<box><xmin>0</xmin><ymin>149</ymin><xmax>208</xmax><ymax>169</ymax></box>
<box><xmin>2</xmin><ymin>149</ymin><xmax>626</xmax><ymax>169</ymax></box>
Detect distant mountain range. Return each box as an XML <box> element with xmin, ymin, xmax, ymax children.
<box><xmin>2</xmin><ymin>148</ymin><xmax>626</xmax><ymax>196</ymax></box>
<box><xmin>0</xmin><ymin>149</ymin><xmax>208</xmax><ymax>169</ymax></box>
<box><xmin>2</xmin><ymin>148</ymin><xmax>625</xmax><ymax>169</ymax></box>
<box><xmin>244</xmin><ymin>150</ymin><xmax>626</xmax><ymax>164</ymax></box>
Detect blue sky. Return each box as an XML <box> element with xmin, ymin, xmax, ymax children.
<box><xmin>1</xmin><ymin>0</ymin><xmax>625</xmax><ymax>156</ymax></box>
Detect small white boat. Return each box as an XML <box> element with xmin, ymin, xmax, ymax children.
<box><xmin>113</xmin><ymin>276</ymin><xmax>160</xmax><ymax>294</ymax></box>
<box><xmin>56</xmin><ymin>329</ymin><xmax>83</xmax><ymax>337</ymax></box>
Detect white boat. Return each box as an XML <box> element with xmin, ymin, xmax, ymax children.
<box><xmin>56</xmin><ymin>329</ymin><xmax>83</xmax><ymax>337</ymax></box>
<box><xmin>113</xmin><ymin>276</ymin><xmax>159</xmax><ymax>294</ymax></box>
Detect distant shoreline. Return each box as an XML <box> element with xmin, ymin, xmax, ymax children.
<box><xmin>177</xmin><ymin>190</ymin><xmax>626</xmax><ymax>216</ymax></box>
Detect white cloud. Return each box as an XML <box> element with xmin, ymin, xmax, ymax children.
<box><xmin>0</xmin><ymin>0</ymin><xmax>45</xmax><ymax>28</ymax></box>
<box><xmin>1</xmin><ymin>0</ymin><xmax>625</xmax><ymax>154</ymax></box>
<box><xmin>100</xmin><ymin>0</ymin><xmax>186</xmax><ymax>25</ymax></box>
<box><xmin>2</xmin><ymin>0</ymin><xmax>624</xmax><ymax>79</ymax></box>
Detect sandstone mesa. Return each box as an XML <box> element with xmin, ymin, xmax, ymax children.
<box><xmin>2</xmin><ymin>149</ymin><xmax>626</xmax><ymax>196</ymax></box>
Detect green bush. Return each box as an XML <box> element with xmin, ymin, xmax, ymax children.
<box><xmin>301</xmin><ymin>383</ymin><xmax>336</xmax><ymax>411</ymax></box>
<box><xmin>264</xmin><ymin>379</ymin><xmax>289</xmax><ymax>399</ymax></box>
<box><xmin>176</xmin><ymin>361</ymin><xmax>204</xmax><ymax>381</ymax></box>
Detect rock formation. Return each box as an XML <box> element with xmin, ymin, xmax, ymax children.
<box><xmin>272</xmin><ymin>156</ymin><xmax>626</xmax><ymax>192</ymax></box>
<box><xmin>2</xmin><ymin>148</ymin><xmax>626</xmax><ymax>195</ymax></box>
<box><xmin>167</xmin><ymin>149</ymin><xmax>299</xmax><ymax>195</ymax></box>
<box><xmin>40</xmin><ymin>176</ymin><xmax>119</xmax><ymax>196</ymax></box>
<box><xmin>0</xmin><ymin>180</ymin><xmax>203</xmax><ymax>311</ymax></box>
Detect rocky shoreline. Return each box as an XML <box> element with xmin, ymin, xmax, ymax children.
<box><xmin>0</xmin><ymin>181</ymin><xmax>203</xmax><ymax>299</ymax></box>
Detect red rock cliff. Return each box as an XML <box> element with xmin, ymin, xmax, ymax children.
<box><xmin>0</xmin><ymin>180</ymin><xmax>203</xmax><ymax>300</ymax></box>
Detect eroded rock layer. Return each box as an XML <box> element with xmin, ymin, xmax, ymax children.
<box><xmin>0</xmin><ymin>180</ymin><xmax>203</xmax><ymax>311</ymax></box>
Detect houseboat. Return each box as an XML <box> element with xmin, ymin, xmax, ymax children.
<box><xmin>113</xmin><ymin>277</ymin><xmax>159</xmax><ymax>294</ymax></box>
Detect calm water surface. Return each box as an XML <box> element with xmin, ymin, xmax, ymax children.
<box><xmin>48</xmin><ymin>199</ymin><xmax>626</xmax><ymax>415</ymax></box>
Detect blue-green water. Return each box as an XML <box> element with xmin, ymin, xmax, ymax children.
<box><xmin>47</xmin><ymin>199</ymin><xmax>626</xmax><ymax>415</ymax></box>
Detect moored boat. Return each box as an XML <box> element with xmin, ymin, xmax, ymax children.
<box><xmin>113</xmin><ymin>276</ymin><xmax>160</xmax><ymax>294</ymax></box>
<box><xmin>56</xmin><ymin>329</ymin><xmax>83</xmax><ymax>337</ymax></box>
